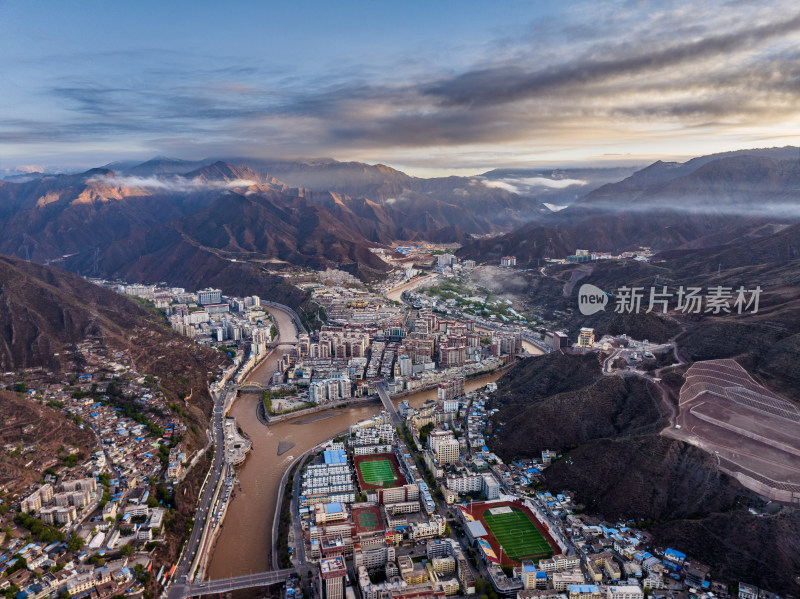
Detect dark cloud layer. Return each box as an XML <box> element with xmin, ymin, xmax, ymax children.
<box><xmin>422</xmin><ymin>12</ymin><xmax>800</xmax><ymax>108</ymax></box>
<box><xmin>2</xmin><ymin>1</ymin><xmax>799</xmax><ymax>169</ymax></box>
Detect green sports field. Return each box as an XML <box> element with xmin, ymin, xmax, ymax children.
<box><xmin>352</xmin><ymin>506</ymin><xmax>382</xmax><ymax>532</ymax></box>
<box><xmin>358</xmin><ymin>457</ymin><xmax>398</xmax><ymax>487</ymax></box>
<box><xmin>482</xmin><ymin>507</ymin><xmax>553</xmax><ymax>561</ymax></box>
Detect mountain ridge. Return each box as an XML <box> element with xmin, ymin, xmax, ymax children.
<box><xmin>460</xmin><ymin>148</ymin><xmax>800</xmax><ymax>265</ymax></box>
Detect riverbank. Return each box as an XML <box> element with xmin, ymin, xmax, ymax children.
<box><xmin>205</xmin><ymin>297</ymin><xmax>521</xmax><ymax>579</ymax></box>
<box><xmin>206</xmin><ymin>369</ymin><xmax>504</xmax><ymax>579</ymax></box>
<box><xmin>258</xmin><ymin>393</ymin><xmax>383</xmax><ymax>425</ymax></box>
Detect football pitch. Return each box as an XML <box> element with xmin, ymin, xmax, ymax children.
<box><xmin>358</xmin><ymin>458</ymin><xmax>398</xmax><ymax>486</ymax></box>
<box><xmin>483</xmin><ymin>507</ymin><xmax>553</xmax><ymax>561</ymax></box>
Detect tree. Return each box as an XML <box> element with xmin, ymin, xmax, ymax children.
<box><xmin>67</xmin><ymin>534</ymin><xmax>86</xmax><ymax>553</ymax></box>
<box><xmin>4</xmin><ymin>584</ymin><xmax>20</xmax><ymax>599</ymax></box>
<box><xmin>475</xmin><ymin>578</ymin><xmax>485</xmax><ymax>594</ymax></box>
<box><xmin>119</xmin><ymin>543</ymin><xmax>135</xmax><ymax>557</ymax></box>
<box><xmin>5</xmin><ymin>555</ymin><xmax>27</xmax><ymax>575</ymax></box>
<box><xmin>419</xmin><ymin>423</ymin><xmax>434</xmax><ymax>444</ymax></box>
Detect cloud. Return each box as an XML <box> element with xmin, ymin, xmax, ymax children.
<box><xmin>88</xmin><ymin>174</ymin><xmax>257</xmax><ymax>192</ymax></box>
<box><xmin>3</xmin><ymin>0</ymin><xmax>800</xmax><ymax>172</ymax></box>
<box><xmin>422</xmin><ymin>10</ymin><xmax>800</xmax><ymax>109</ymax></box>
<box><xmin>573</xmin><ymin>199</ymin><xmax>800</xmax><ymax>218</ymax></box>
<box><xmin>481</xmin><ymin>176</ymin><xmax>587</xmax><ymax>194</ymax></box>
<box><xmin>480</xmin><ymin>180</ymin><xmax>520</xmax><ymax>193</ymax></box>
<box><xmin>515</xmin><ymin>177</ymin><xmax>586</xmax><ymax>189</ymax></box>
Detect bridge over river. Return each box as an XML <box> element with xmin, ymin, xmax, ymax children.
<box><xmin>168</xmin><ymin>568</ymin><xmax>297</xmax><ymax>598</ymax></box>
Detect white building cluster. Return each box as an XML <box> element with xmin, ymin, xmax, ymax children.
<box><xmin>309</xmin><ymin>376</ymin><xmax>352</xmax><ymax>404</ymax></box>
<box><xmin>20</xmin><ymin>478</ymin><xmax>98</xmax><ymax>526</ymax></box>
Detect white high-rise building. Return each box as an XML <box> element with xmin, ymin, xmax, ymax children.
<box><xmin>197</xmin><ymin>288</ymin><xmax>222</xmax><ymax>305</ymax></box>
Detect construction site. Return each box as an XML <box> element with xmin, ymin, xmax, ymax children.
<box><xmin>667</xmin><ymin>359</ymin><xmax>800</xmax><ymax>504</ymax></box>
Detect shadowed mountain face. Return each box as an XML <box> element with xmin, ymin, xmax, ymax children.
<box><xmin>0</xmin><ymin>255</ymin><xmax>223</xmax><ymax>376</ymax></box>
<box><xmin>1</xmin><ymin>147</ymin><xmax>798</xmax><ymax>304</ymax></box>
<box><xmin>0</xmin><ymin>253</ymin><xmax>225</xmax><ymax>459</ymax></box>
<box><xmin>484</xmin><ymin>224</ymin><xmax>800</xmax><ymax>593</ymax></box>
<box><xmin>224</xmin><ymin>158</ymin><xmax>554</xmax><ymax>232</ymax></box>
<box><xmin>488</xmin><ymin>353</ymin><xmax>667</xmax><ymax>458</ymax></box>
<box><xmin>459</xmin><ymin>147</ymin><xmax>800</xmax><ymax>265</ymax></box>
<box><xmin>0</xmin><ymin>157</ymin><xmax>558</xmax><ymax>296</ymax></box>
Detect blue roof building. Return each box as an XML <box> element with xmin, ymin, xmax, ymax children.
<box><xmin>664</xmin><ymin>548</ymin><xmax>686</xmax><ymax>562</ymax></box>
<box><xmin>323</xmin><ymin>449</ymin><xmax>347</xmax><ymax>465</ymax></box>
<box><xmin>568</xmin><ymin>585</ymin><xmax>601</xmax><ymax>595</ymax></box>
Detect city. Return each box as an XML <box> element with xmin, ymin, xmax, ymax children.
<box><xmin>1</xmin><ymin>2</ymin><xmax>799</xmax><ymax>599</ymax></box>
<box><xmin>0</xmin><ymin>258</ymin><xmax>775</xmax><ymax>599</ymax></box>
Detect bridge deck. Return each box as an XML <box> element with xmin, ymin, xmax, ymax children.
<box><xmin>172</xmin><ymin>568</ymin><xmax>297</xmax><ymax>598</ymax></box>
<box><xmin>376</xmin><ymin>383</ymin><xmax>402</xmax><ymax>427</ymax></box>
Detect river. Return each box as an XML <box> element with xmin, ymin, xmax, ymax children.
<box><xmin>206</xmin><ymin>307</ymin><xmax>508</xmax><ymax>579</ymax></box>
<box><xmin>384</xmin><ymin>274</ymin><xmax>437</xmax><ymax>303</ymax></box>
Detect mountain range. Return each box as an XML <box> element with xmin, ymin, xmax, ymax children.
<box><xmin>0</xmin><ymin>157</ymin><xmax>556</xmax><ymax>296</ymax></box>
<box><xmin>1</xmin><ymin>148</ymin><xmax>798</xmax><ymax>304</ymax></box>
<box><xmin>3</xmin><ymin>146</ymin><xmax>800</xmax><ymax>592</ymax></box>
<box><xmin>460</xmin><ymin>146</ymin><xmax>800</xmax><ymax>265</ymax></box>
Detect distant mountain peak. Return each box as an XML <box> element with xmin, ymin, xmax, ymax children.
<box><xmin>127</xmin><ymin>156</ymin><xmax>210</xmax><ymax>177</ymax></box>
<box><xmin>184</xmin><ymin>161</ymin><xmax>261</xmax><ymax>183</ymax></box>
<box><xmin>83</xmin><ymin>167</ymin><xmax>115</xmax><ymax>177</ymax></box>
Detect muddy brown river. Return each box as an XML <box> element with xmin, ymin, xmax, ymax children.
<box><xmin>206</xmin><ymin>307</ymin><xmax>509</xmax><ymax>579</ymax></box>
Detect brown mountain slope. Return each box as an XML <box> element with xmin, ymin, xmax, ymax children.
<box><xmin>489</xmin><ymin>373</ymin><xmax>664</xmax><ymax>459</ymax></box>
<box><xmin>543</xmin><ymin>436</ymin><xmax>748</xmax><ymax>521</ymax></box>
<box><xmin>543</xmin><ymin>435</ymin><xmax>800</xmax><ymax>593</ymax></box>
<box><xmin>487</xmin><ymin>352</ymin><xmax>667</xmax><ymax>459</ymax></box>
<box><xmin>0</xmin><ymin>166</ymin><xmax>391</xmax><ymax>296</ymax></box>
<box><xmin>0</xmin><ymin>256</ymin><xmax>224</xmax><ymax>428</ymax></box>
<box><xmin>0</xmin><ymin>254</ymin><xmax>146</xmax><ymax>371</ymax></box>
<box><xmin>179</xmin><ymin>189</ymin><xmax>392</xmax><ymax>272</ymax></box>
<box><xmin>0</xmin><ymin>390</ymin><xmax>95</xmax><ymax>490</ymax></box>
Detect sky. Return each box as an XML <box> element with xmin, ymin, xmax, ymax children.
<box><xmin>1</xmin><ymin>0</ymin><xmax>799</xmax><ymax>177</ymax></box>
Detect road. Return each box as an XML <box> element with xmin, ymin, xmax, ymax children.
<box><xmin>167</xmin><ymin>301</ymin><xmax>306</xmax><ymax>597</ymax></box>
<box><xmin>289</xmin><ymin>453</ymin><xmax>307</xmax><ymax>566</ymax></box>
<box><xmin>603</xmin><ymin>349</ymin><xmax>621</xmax><ymax>373</ymax></box>
<box><xmin>165</xmin><ymin>383</ymin><xmax>229</xmax><ymax>599</ymax></box>
<box><xmin>271</xmin><ymin>448</ymin><xmax>313</xmax><ymax>570</ymax></box>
